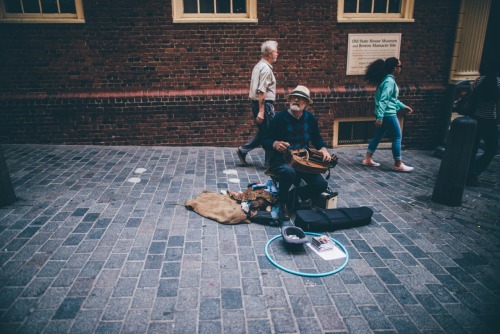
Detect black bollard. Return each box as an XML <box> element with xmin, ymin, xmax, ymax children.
<box><xmin>0</xmin><ymin>145</ymin><xmax>16</xmax><ymax>207</ymax></box>
<box><xmin>432</xmin><ymin>117</ymin><xmax>477</xmax><ymax>206</ymax></box>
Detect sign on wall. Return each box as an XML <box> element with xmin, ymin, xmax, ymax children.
<box><xmin>347</xmin><ymin>33</ymin><xmax>401</xmax><ymax>75</ymax></box>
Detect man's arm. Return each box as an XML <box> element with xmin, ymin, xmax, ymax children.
<box><xmin>262</xmin><ymin>112</ymin><xmax>289</xmax><ymax>152</ymax></box>
<box><xmin>310</xmin><ymin>116</ymin><xmax>327</xmax><ymax>150</ymax></box>
<box><xmin>318</xmin><ymin>147</ymin><xmax>332</xmax><ymax>162</ymax></box>
<box><xmin>309</xmin><ymin>115</ymin><xmax>331</xmax><ymax>162</ymax></box>
<box><xmin>256</xmin><ymin>92</ymin><xmax>266</xmax><ymax>124</ymax></box>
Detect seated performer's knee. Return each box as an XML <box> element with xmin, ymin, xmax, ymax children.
<box><xmin>279</xmin><ymin>165</ymin><xmax>296</xmax><ymax>185</ymax></box>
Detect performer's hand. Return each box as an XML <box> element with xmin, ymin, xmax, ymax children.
<box><xmin>273</xmin><ymin>141</ymin><xmax>290</xmax><ymax>153</ymax></box>
<box><xmin>255</xmin><ymin>115</ymin><xmax>264</xmax><ymax>124</ymax></box>
<box><xmin>375</xmin><ymin>119</ymin><xmax>383</xmax><ymax>127</ymax></box>
<box><xmin>405</xmin><ymin>106</ymin><xmax>413</xmax><ymax>114</ymax></box>
<box><xmin>320</xmin><ymin>148</ymin><xmax>332</xmax><ymax>162</ymax></box>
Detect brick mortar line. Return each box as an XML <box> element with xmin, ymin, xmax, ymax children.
<box><xmin>0</xmin><ymin>84</ymin><xmax>446</xmax><ymax>101</ymax></box>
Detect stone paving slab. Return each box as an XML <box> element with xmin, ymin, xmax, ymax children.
<box><xmin>0</xmin><ymin>144</ymin><xmax>498</xmax><ymax>333</ymax></box>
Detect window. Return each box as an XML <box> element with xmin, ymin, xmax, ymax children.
<box><xmin>0</xmin><ymin>0</ymin><xmax>84</xmax><ymax>23</ymax></box>
<box><xmin>338</xmin><ymin>0</ymin><xmax>415</xmax><ymax>23</ymax></box>
<box><xmin>172</xmin><ymin>0</ymin><xmax>257</xmax><ymax>23</ymax></box>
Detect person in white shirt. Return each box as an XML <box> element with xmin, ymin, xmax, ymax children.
<box><xmin>237</xmin><ymin>40</ymin><xmax>278</xmax><ymax>168</ymax></box>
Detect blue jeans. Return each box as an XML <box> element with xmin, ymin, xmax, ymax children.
<box><xmin>367</xmin><ymin>115</ymin><xmax>402</xmax><ymax>160</ymax></box>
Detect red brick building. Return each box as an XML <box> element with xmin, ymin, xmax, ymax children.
<box><xmin>0</xmin><ymin>1</ymin><xmax>496</xmax><ymax>148</ymax></box>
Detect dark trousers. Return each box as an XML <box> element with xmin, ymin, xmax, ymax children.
<box><xmin>239</xmin><ymin>101</ymin><xmax>275</xmax><ymax>167</ymax></box>
<box><xmin>468</xmin><ymin>117</ymin><xmax>498</xmax><ymax>178</ymax></box>
<box><xmin>273</xmin><ymin>162</ymin><xmax>328</xmax><ymax>205</ymax></box>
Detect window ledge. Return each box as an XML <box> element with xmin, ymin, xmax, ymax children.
<box><xmin>338</xmin><ymin>18</ymin><xmax>415</xmax><ymax>23</ymax></box>
<box><xmin>0</xmin><ymin>18</ymin><xmax>85</xmax><ymax>24</ymax></box>
<box><xmin>173</xmin><ymin>18</ymin><xmax>258</xmax><ymax>24</ymax></box>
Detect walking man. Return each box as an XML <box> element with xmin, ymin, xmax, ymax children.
<box><xmin>237</xmin><ymin>40</ymin><xmax>278</xmax><ymax>167</ymax></box>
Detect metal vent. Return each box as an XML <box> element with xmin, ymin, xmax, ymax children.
<box><xmin>337</xmin><ymin>121</ymin><xmax>391</xmax><ymax>145</ymax></box>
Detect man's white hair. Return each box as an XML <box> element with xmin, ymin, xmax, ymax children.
<box><xmin>261</xmin><ymin>40</ymin><xmax>278</xmax><ymax>57</ymax></box>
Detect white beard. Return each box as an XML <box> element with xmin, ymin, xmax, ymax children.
<box><xmin>290</xmin><ymin>104</ymin><xmax>301</xmax><ymax>112</ymax></box>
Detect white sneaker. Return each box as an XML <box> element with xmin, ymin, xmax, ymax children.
<box><xmin>394</xmin><ymin>163</ymin><xmax>414</xmax><ymax>172</ymax></box>
<box><xmin>362</xmin><ymin>159</ymin><xmax>380</xmax><ymax>167</ymax></box>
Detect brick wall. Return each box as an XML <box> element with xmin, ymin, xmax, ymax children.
<box><xmin>0</xmin><ymin>0</ymin><xmax>459</xmax><ymax>149</ymax></box>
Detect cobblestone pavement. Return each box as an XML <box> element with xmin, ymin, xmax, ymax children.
<box><xmin>0</xmin><ymin>144</ymin><xmax>499</xmax><ymax>334</ymax></box>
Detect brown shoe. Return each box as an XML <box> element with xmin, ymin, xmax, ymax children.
<box><xmin>281</xmin><ymin>203</ymin><xmax>290</xmax><ymax>221</ymax></box>
<box><xmin>236</xmin><ymin>149</ymin><xmax>248</xmax><ymax>166</ymax></box>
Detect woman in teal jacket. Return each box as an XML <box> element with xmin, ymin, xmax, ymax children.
<box><xmin>362</xmin><ymin>57</ymin><xmax>414</xmax><ymax>172</ymax></box>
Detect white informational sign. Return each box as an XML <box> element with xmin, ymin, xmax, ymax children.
<box><xmin>347</xmin><ymin>33</ymin><xmax>401</xmax><ymax>75</ymax></box>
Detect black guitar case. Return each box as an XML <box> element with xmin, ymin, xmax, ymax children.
<box><xmin>294</xmin><ymin>207</ymin><xmax>373</xmax><ymax>232</ymax></box>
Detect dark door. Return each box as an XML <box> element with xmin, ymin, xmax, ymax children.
<box><xmin>481</xmin><ymin>0</ymin><xmax>500</xmax><ymax>70</ymax></box>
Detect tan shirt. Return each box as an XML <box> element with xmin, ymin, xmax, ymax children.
<box><xmin>249</xmin><ymin>59</ymin><xmax>276</xmax><ymax>101</ymax></box>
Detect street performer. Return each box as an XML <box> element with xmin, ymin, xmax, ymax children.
<box><xmin>263</xmin><ymin>85</ymin><xmax>333</xmax><ymax>220</ymax></box>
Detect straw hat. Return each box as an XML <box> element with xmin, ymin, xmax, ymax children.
<box><xmin>286</xmin><ymin>85</ymin><xmax>313</xmax><ymax>104</ymax></box>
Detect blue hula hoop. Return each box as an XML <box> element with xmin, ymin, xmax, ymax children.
<box><xmin>265</xmin><ymin>232</ymin><xmax>349</xmax><ymax>277</ymax></box>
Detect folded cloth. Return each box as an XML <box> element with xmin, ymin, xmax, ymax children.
<box><xmin>185</xmin><ymin>190</ymin><xmax>250</xmax><ymax>225</ymax></box>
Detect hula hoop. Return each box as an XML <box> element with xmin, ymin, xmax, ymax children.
<box><xmin>265</xmin><ymin>232</ymin><xmax>349</xmax><ymax>277</ymax></box>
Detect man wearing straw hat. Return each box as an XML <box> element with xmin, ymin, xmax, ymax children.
<box><xmin>263</xmin><ymin>85</ymin><xmax>333</xmax><ymax>220</ymax></box>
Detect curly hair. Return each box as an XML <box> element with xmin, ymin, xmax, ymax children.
<box><xmin>364</xmin><ymin>57</ymin><xmax>399</xmax><ymax>86</ymax></box>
